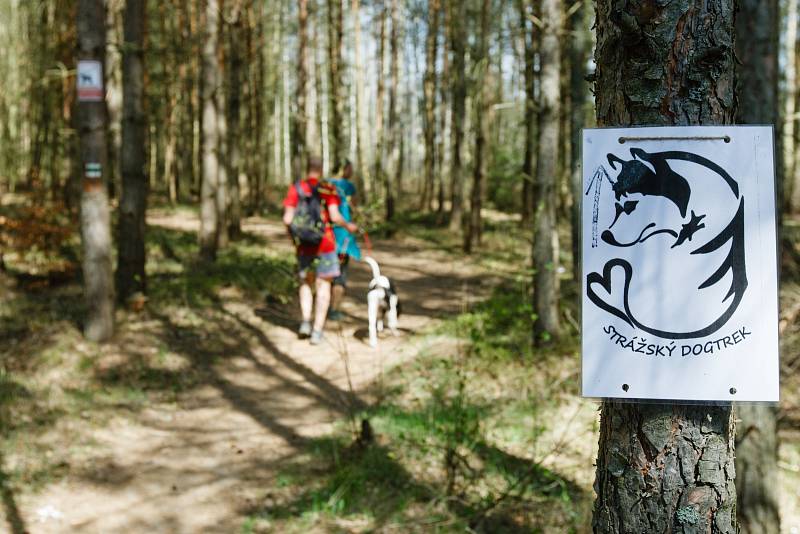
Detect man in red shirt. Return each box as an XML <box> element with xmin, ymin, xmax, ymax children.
<box><xmin>283</xmin><ymin>156</ymin><xmax>358</xmax><ymax>344</ymax></box>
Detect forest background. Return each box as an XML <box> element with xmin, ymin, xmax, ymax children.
<box><xmin>0</xmin><ymin>0</ymin><xmax>799</xmax><ymax>532</ymax></box>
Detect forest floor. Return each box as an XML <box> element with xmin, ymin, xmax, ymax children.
<box><xmin>1</xmin><ymin>203</ymin><xmax>799</xmax><ymax>533</ymax></box>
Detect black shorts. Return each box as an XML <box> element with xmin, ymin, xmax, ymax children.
<box><xmin>333</xmin><ymin>254</ymin><xmax>350</xmax><ymax>287</ymax></box>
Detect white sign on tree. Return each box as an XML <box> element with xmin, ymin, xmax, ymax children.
<box><xmin>581</xmin><ymin>126</ymin><xmax>779</xmax><ymax>402</ymax></box>
<box><xmin>77</xmin><ymin>60</ymin><xmax>103</xmax><ymax>102</ymax></box>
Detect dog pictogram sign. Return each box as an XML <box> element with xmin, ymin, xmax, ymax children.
<box><xmin>581</xmin><ymin>126</ymin><xmax>779</xmax><ymax>402</ymax></box>
<box><xmin>77</xmin><ymin>60</ymin><xmax>103</xmax><ymax>102</ymax></box>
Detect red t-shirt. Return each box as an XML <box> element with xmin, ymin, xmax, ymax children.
<box><xmin>283</xmin><ymin>177</ymin><xmax>340</xmax><ymax>255</ymax></box>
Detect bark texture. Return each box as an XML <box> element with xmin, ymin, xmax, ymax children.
<box><xmin>569</xmin><ymin>1</ymin><xmax>589</xmax><ymax>284</ymax></box>
<box><xmin>532</xmin><ymin>0</ymin><xmax>561</xmax><ymax>341</ymax></box>
<box><xmin>327</xmin><ymin>0</ymin><xmax>344</xmax><ymax>167</ymax></box>
<box><xmin>593</xmin><ymin>1</ymin><xmax>738</xmax><ymax>531</ymax></box>
<box><xmin>734</xmin><ymin>1</ymin><xmax>780</xmax><ymax>532</ymax></box>
<box><xmin>594</xmin><ymin>403</ymin><xmax>737</xmax><ymax>532</ymax></box>
<box><xmin>595</xmin><ymin>0</ymin><xmax>736</xmax><ymax>127</ymax></box>
<box><xmin>116</xmin><ymin>0</ymin><xmax>147</xmax><ymax>303</ymax></box>
<box><xmin>77</xmin><ymin>0</ymin><xmax>114</xmax><ymax>341</ymax></box>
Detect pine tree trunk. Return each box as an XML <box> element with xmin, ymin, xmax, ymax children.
<box><xmin>351</xmin><ymin>0</ymin><xmax>370</xmax><ymax>198</ymax></box>
<box><xmin>436</xmin><ymin>0</ymin><xmax>449</xmax><ymax>215</ymax></box>
<box><xmin>464</xmin><ymin>0</ymin><xmax>491</xmax><ymax>254</ymax></box>
<box><xmin>199</xmin><ymin>0</ymin><xmax>220</xmax><ymax>261</ymax></box>
<box><xmin>215</xmin><ymin>0</ymin><xmax>229</xmax><ymax>249</ymax></box>
<box><xmin>116</xmin><ymin>0</ymin><xmax>147</xmax><ymax>304</ymax></box>
<box><xmin>77</xmin><ymin>0</ymin><xmax>114</xmax><ymax>341</ymax></box>
<box><xmin>385</xmin><ymin>0</ymin><xmax>400</xmax><ymax>222</ymax></box>
<box><xmin>569</xmin><ymin>1</ymin><xmax>589</xmax><ymax>285</ymax></box>
<box><xmin>227</xmin><ymin>4</ymin><xmax>243</xmax><ymax>239</ymax></box>
<box><xmin>593</xmin><ymin>1</ymin><xmax>738</xmax><ymax>530</ymax></box>
<box><xmin>421</xmin><ymin>0</ymin><xmax>440</xmax><ymax>212</ymax></box>
<box><xmin>327</xmin><ymin>0</ymin><xmax>344</xmax><ymax>168</ymax></box>
<box><xmin>532</xmin><ymin>0</ymin><xmax>561</xmax><ymax>342</ymax></box>
<box><xmin>447</xmin><ymin>0</ymin><xmax>466</xmax><ymax>232</ymax></box>
<box><xmin>295</xmin><ymin>0</ymin><xmax>308</xmax><ymax>163</ymax></box>
<box><xmin>786</xmin><ymin>0</ymin><xmax>799</xmax><ymax>214</ymax></box>
<box><xmin>373</xmin><ymin>1</ymin><xmax>387</xmax><ymax>198</ymax></box>
<box><xmin>734</xmin><ymin>0</ymin><xmax>780</xmax><ymax>531</ymax></box>
<box><xmin>518</xmin><ymin>0</ymin><xmax>536</xmax><ymax>227</ymax></box>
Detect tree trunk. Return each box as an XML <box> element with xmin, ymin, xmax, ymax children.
<box><xmin>227</xmin><ymin>3</ymin><xmax>243</xmax><ymax>239</ymax></box>
<box><xmin>464</xmin><ymin>0</ymin><xmax>491</xmax><ymax>254</ymax></box>
<box><xmin>374</xmin><ymin>1</ymin><xmax>387</xmax><ymax>200</ymax></box>
<box><xmin>518</xmin><ymin>0</ymin><xmax>536</xmax><ymax>226</ymax></box>
<box><xmin>447</xmin><ymin>0</ymin><xmax>466</xmax><ymax>232</ymax></box>
<box><xmin>786</xmin><ymin>0</ymin><xmax>799</xmax><ymax>214</ymax></box>
<box><xmin>116</xmin><ymin>0</ymin><xmax>147</xmax><ymax>304</ymax></box>
<box><xmin>215</xmin><ymin>0</ymin><xmax>229</xmax><ymax>249</ymax></box>
<box><xmin>385</xmin><ymin>0</ymin><xmax>400</xmax><ymax>222</ymax></box>
<box><xmin>295</xmin><ymin>0</ymin><xmax>308</xmax><ymax>164</ymax></box>
<box><xmin>532</xmin><ymin>0</ymin><xmax>561</xmax><ymax>342</ymax></box>
<box><xmin>77</xmin><ymin>0</ymin><xmax>114</xmax><ymax>341</ymax></box>
<box><xmin>734</xmin><ymin>0</ymin><xmax>780</xmax><ymax>531</ymax></box>
<box><xmin>351</xmin><ymin>0</ymin><xmax>370</xmax><ymax>198</ymax></box>
<box><xmin>436</xmin><ymin>0</ymin><xmax>449</xmax><ymax>215</ymax></box>
<box><xmin>199</xmin><ymin>0</ymin><xmax>220</xmax><ymax>261</ymax></box>
<box><xmin>327</xmin><ymin>0</ymin><xmax>344</xmax><ymax>168</ymax></box>
<box><xmin>593</xmin><ymin>1</ymin><xmax>738</xmax><ymax>531</ymax></box>
<box><xmin>422</xmin><ymin>0</ymin><xmax>440</xmax><ymax>212</ymax></box>
<box><xmin>569</xmin><ymin>0</ymin><xmax>589</xmax><ymax>285</ymax></box>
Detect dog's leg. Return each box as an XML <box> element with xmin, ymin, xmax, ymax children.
<box><xmin>388</xmin><ymin>294</ymin><xmax>399</xmax><ymax>336</ymax></box>
<box><xmin>368</xmin><ymin>290</ymin><xmax>380</xmax><ymax>347</ymax></box>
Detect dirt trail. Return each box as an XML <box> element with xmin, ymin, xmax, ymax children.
<box><xmin>18</xmin><ymin>213</ymin><xmax>490</xmax><ymax>533</ymax></box>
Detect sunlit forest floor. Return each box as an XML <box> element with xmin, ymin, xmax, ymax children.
<box><xmin>1</xmin><ymin>198</ymin><xmax>799</xmax><ymax>532</ymax></box>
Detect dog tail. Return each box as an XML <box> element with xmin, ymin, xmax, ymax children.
<box><xmin>363</xmin><ymin>256</ymin><xmax>381</xmax><ymax>279</ymax></box>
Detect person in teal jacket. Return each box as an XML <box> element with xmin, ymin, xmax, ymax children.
<box><xmin>328</xmin><ymin>160</ymin><xmax>362</xmax><ymax>320</ymax></box>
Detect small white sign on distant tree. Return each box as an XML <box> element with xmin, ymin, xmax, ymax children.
<box><xmin>77</xmin><ymin>60</ymin><xmax>103</xmax><ymax>102</ymax></box>
<box><xmin>581</xmin><ymin>126</ymin><xmax>779</xmax><ymax>402</ymax></box>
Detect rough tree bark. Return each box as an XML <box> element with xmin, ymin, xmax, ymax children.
<box><xmin>77</xmin><ymin>0</ymin><xmax>114</xmax><ymax>341</ymax></box>
<box><xmin>734</xmin><ymin>0</ymin><xmax>780</xmax><ymax>531</ymax></box>
<box><xmin>464</xmin><ymin>0</ymin><xmax>491</xmax><ymax>254</ymax></box>
<box><xmin>116</xmin><ymin>0</ymin><xmax>147</xmax><ymax>304</ymax></box>
<box><xmin>421</xmin><ymin>0</ymin><xmax>440</xmax><ymax>212</ymax></box>
<box><xmin>199</xmin><ymin>0</ymin><xmax>220</xmax><ymax>261</ymax></box>
<box><xmin>532</xmin><ymin>0</ymin><xmax>561</xmax><ymax>342</ymax></box>
<box><xmin>447</xmin><ymin>0</ymin><xmax>466</xmax><ymax>232</ymax></box>
<box><xmin>593</xmin><ymin>1</ymin><xmax>738</xmax><ymax>531</ymax></box>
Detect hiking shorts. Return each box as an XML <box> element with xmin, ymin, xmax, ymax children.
<box><xmin>333</xmin><ymin>255</ymin><xmax>350</xmax><ymax>287</ymax></box>
<box><xmin>298</xmin><ymin>251</ymin><xmax>341</xmax><ymax>280</ymax></box>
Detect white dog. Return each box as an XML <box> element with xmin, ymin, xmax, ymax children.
<box><xmin>363</xmin><ymin>256</ymin><xmax>400</xmax><ymax>347</ymax></box>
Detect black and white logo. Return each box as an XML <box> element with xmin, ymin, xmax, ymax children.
<box><xmin>585</xmin><ymin>147</ymin><xmax>746</xmax><ymax>340</ymax></box>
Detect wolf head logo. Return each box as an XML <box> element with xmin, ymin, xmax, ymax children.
<box><xmin>586</xmin><ymin>148</ymin><xmax>747</xmax><ymax>340</ymax></box>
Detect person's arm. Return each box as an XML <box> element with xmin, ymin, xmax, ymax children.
<box><xmin>328</xmin><ymin>204</ymin><xmax>358</xmax><ymax>234</ymax></box>
<box><xmin>283</xmin><ymin>206</ymin><xmax>295</xmax><ymax>226</ymax></box>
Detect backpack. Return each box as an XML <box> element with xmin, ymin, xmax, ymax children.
<box><xmin>290</xmin><ymin>180</ymin><xmax>325</xmax><ymax>246</ymax></box>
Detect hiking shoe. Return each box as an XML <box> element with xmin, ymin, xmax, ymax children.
<box><xmin>298</xmin><ymin>321</ymin><xmax>312</xmax><ymax>338</ymax></box>
<box><xmin>327</xmin><ymin>309</ymin><xmax>344</xmax><ymax>321</ymax></box>
<box><xmin>309</xmin><ymin>330</ymin><xmax>324</xmax><ymax>345</ymax></box>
